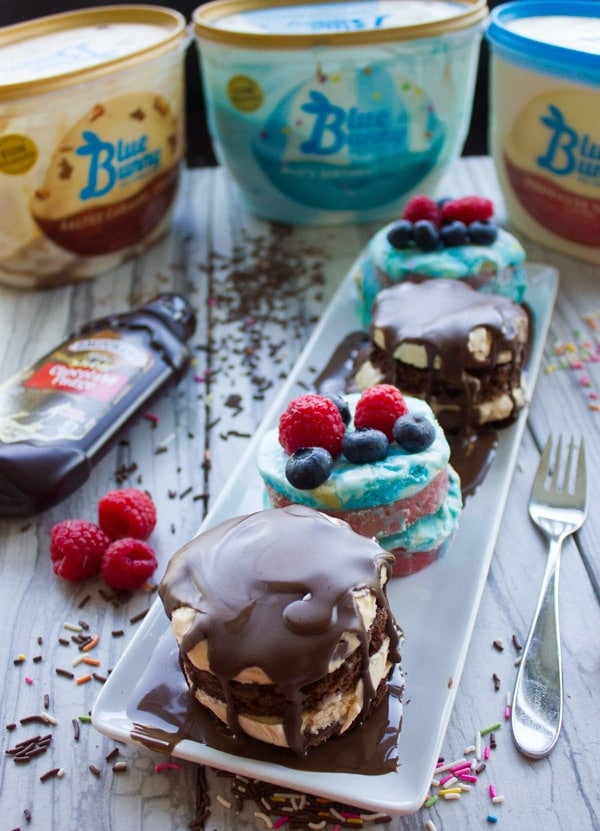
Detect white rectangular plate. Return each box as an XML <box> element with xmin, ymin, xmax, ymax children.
<box><xmin>92</xmin><ymin>262</ymin><xmax>558</xmax><ymax>815</ymax></box>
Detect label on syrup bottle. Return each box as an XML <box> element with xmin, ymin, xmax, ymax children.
<box><xmin>0</xmin><ymin>328</ymin><xmax>154</xmax><ymax>444</ymax></box>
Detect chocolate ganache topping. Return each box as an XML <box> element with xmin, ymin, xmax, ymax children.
<box><xmin>159</xmin><ymin>505</ymin><xmax>400</xmax><ymax>753</ymax></box>
<box><xmin>372</xmin><ymin>279</ymin><xmax>526</xmax><ymax>372</ymax></box>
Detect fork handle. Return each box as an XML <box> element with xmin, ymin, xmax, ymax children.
<box><xmin>511</xmin><ymin>537</ymin><xmax>563</xmax><ymax>759</ymax></box>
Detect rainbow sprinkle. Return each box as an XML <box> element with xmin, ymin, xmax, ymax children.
<box><xmin>545</xmin><ymin>312</ymin><xmax>600</xmax><ymax>411</ymax></box>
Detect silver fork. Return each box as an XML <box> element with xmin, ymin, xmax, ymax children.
<box><xmin>511</xmin><ymin>434</ymin><xmax>588</xmax><ymax>759</ymax></box>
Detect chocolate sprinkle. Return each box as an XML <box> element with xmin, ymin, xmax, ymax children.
<box><xmin>39</xmin><ymin>767</ymin><xmax>61</xmax><ymax>782</ymax></box>
<box><xmin>7</xmin><ymin>734</ymin><xmax>52</xmax><ymax>763</ymax></box>
<box><xmin>19</xmin><ymin>715</ymin><xmax>51</xmax><ymax>726</ymax></box>
<box><xmin>188</xmin><ymin>766</ymin><xmax>211</xmax><ymax>830</ymax></box>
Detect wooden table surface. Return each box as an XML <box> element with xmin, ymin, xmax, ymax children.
<box><xmin>1</xmin><ymin>157</ymin><xmax>599</xmax><ymax>831</ymax></box>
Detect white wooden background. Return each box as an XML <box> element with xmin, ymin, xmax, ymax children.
<box><xmin>1</xmin><ymin>158</ymin><xmax>599</xmax><ymax>831</ymax></box>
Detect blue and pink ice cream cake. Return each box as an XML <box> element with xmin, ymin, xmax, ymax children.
<box><xmin>257</xmin><ymin>386</ymin><xmax>462</xmax><ymax>577</ymax></box>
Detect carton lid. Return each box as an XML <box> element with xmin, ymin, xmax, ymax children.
<box><xmin>487</xmin><ymin>1</ymin><xmax>600</xmax><ymax>85</ymax></box>
<box><xmin>194</xmin><ymin>0</ymin><xmax>488</xmax><ymax>47</ymax></box>
<box><xmin>0</xmin><ymin>5</ymin><xmax>187</xmax><ymax>98</ymax></box>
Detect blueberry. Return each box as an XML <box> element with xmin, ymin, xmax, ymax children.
<box><xmin>440</xmin><ymin>220</ymin><xmax>468</xmax><ymax>247</ymax></box>
<box><xmin>285</xmin><ymin>447</ymin><xmax>333</xmax><ymax>489</ymax></box>
<box><xmin>387</xmin><ymin>219</ymin><xmax>413</xmax><ymax>250</ymax></box>
<box><xmin>325</xmin><ymin>393</ymin><xmax>351</xmax><ymax>426</ymax></box>
<box><xmin>392</xmin><ymin>414</ymin><xmax>436</xmax><ymax>453</ymax></box>
<box><xmin>413</xmin><ymin>220</ymin><xmax>440</xmax><ymax>252</ymax></box>
<box><xmin>468</xmin><ymin>220</ymin><xmax>498</xmax><ymax>245</ymax></box>
<box><xmin>342</xmin><ymin>428</ymin><xmax>389</xmax><ymax>464</ymax></box>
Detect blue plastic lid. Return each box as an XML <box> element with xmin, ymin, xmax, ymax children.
<box><xmin>487</xmin><ymin>1</ymin><xmax>600</xmax><ymax>87</ymax></box>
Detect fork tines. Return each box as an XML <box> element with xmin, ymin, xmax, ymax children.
<box><xmin>534</xmin><ymin>433</ymin><xmax>587</xmax><ymax>503</ymax></box>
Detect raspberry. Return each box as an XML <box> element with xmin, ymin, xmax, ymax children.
<box><xmin>441</xmin><ymin>196</ymin><xmax>494</xmax><ymax>226</ymax></box>
<box><xmin>98</xmin><ymin>488</ymin><xmax>157</xmax><ymax>541</ymax></box>
<box><xmin>402</xmin><ymin>194</ymin><xmax>442</xmax><ymax>226</ymax></box>
<box><xmin>354</xmin><ymin>385</ymin><xmax>409</xmax><ymax>441</ymax></box>
<box><xmin>50</xmin><ymin>520</ymin><xmax>110</xmax><ymax>582</ymax></box>
<box><xmin>278</xmin><ymin>394</ymin><xmax>346</xmax><ymax>458</ymax></box>
<box><xmin>100</xmin><ymin>537</ymin><xmax>158</xmax><ymax>591</ymax></box>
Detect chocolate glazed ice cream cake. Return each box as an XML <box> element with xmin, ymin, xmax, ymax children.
<box><xmin>159</xmin><ymin>505</ymin><xmax>402</xmax><ymax>755</ymax></box>
<box><xmin>355</xmin><ymin>280</ymin><xmax>529</xmax><ymax>429</ymax></box>
<box><xmin>352</xmin><ymin>278</ymin><xmax>529</xmax><ymax>492</ymax></box>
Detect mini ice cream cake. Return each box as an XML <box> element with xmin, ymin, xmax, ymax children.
<box><xmin>355</xmin><ymin>194</ymin><xmax>527</xmax><ymax>319</ymax></box>
<box><xmin>158</xmin><ymin>505</ymin><xmax>401</xmax><ymax>754</ymax></box>
<box><xmin>257</xmin><ymin>387</ymin><xmax>462</xmax><ymax>577</ymax></box>
<box><xmin>354</xmin><ymin>279</ymin><xmax>529</xmax><ymax>436</ymax></box>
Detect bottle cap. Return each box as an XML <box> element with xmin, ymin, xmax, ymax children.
<box><xmin>144</xmin><ymin>293</ymin><xmax>196</xmax><ymax>342</ymax></box>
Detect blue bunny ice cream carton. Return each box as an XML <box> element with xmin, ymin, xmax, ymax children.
<box><xmin>193</xmin><ymin>0</ymin><xmax>487</xmax><ymax>225</ymax></box>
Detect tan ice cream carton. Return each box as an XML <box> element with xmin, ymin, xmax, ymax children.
<box><xmin>487</xmin><ymin>1</ymin><xmax>600</xmax><ymax>264</ymax></box>
<box><xmin>0</xmin><ymin>6</ymin><xmax>188</xmax><ymax>288</ymax></box>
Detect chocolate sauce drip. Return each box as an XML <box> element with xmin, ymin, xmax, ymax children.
<box><xmin>159</xmin><ymin>505</ymin><xmax>400</xmax><ymax>754</ymax></box>
<box><xmin>315</xmin><ymin>332</ymin><xmax>369</xmax><ymax>397</ymax></box>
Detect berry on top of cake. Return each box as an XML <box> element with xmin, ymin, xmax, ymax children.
<box><xmin>158</xmin><ymin>504</ymin><xmax>402</xmax><ymax>754</ymax></box>
<box><xmin>257</xmin><ymin>386</ymin><xmax>462</xmax><ymax>577</ymax></box>
<box><xmin>354</xmin><ymin>278</ymin><xmax>529</xmax><ymax>436</ymax></box>
<box><xmin>354</xmin><ymin>193</ymin><xmax>528</xmax><ymax>320</ymax></box>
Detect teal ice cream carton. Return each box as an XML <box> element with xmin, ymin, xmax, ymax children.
<box><xmin>193</xmin><ymin>0</ymin><xmax>487</xmax><ymax>224</ymax></box>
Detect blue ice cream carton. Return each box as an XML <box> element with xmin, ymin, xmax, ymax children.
<box><xmin>193</xmin><ymin>0</ymin><xmax>487</xmax><ymax>224</ymax></box>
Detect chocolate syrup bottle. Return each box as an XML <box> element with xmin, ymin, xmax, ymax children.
<box><xmin>0</xmin><ymin>293</ymin><xmax>196</xmax><ymax>517</ymax></box>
